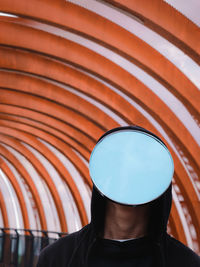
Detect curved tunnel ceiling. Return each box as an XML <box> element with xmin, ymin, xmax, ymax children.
<box><xmin>0</xmin><ymin>0</ymin><xmax>199</xmax><ymax>254</ymax></box>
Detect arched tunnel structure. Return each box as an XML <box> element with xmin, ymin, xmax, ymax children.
<box><xmin>0</xmin><ymin>0</ymin><xmax>199</xmax><ymax>256</ymax></box>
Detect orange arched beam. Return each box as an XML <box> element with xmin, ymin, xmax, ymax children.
<box><xmin>0</xmin><ymin>110</ymin><xmax>91</xmax><ymax>163</ymax></box>
<box><xmin>0</xmin><ymin>104</ymin><xmax>199</xmax><ymax>241</ymax></box>
<box><xmin>173</xmin><ymin>172</ymin><xmax>200</xmax><ymax>243</ymax></box>
<box><xmin>104</xmin><ymin>0</ymin><xmax>200</xmax><ymax>64</ymax></box>
<box><xmin>0</xmin><ymin>131</ymin><xmax>189</xmax><ymax>244</ymax></box>
<box><xmin>0</xmin><ymin>73</ymin><xmax>198</xmax><ymax>230</ymax></box>
<box><xmin>0</xmin><ymin>159</ymin><xmax>30</xmax><ymax>229</ymax></box>
<box><xmin>0</xmin><ymin>71</ymin><xmax>117</xmax><ymax>132</ymax></box>
<box><xmin>0</xmin><ymin>114</ymin><xmax>198</xmax><ymax>212</ymax></box>
<box><xmin>170</xmin><ymin>200</ymin><xmax>187</xmax><ymax>245</ymax></box>
<box><xmin>0</xmin><ymin>145</ymin><xmax>47</xmax><ymax>229</ymax></box>
<box><xmin>0</xmin><ymin>89</ymin><xmax>106</xmax><ymax>140</ymax></box>
<box><xmin>1</xmin><ymin>119</ymin><xmax>200</xmax><ymax>241</ymax></box>
<box><xmin>1</xmin><ymin>71</ymin><xmax>200</xmax><ymax>224</ymax></box>
<box><xmin>0</xmin><ymin>117</ymin><xmax>92</xmax><ymax>188</ymax></box>
<box><xmin>0</xmin><ymin>104</ymin><xmax>93</xmax><ymax>159</ymax></box>
<box><xmin>0</xmin><ymin>126</ymin><xmax>89</xmax><ymax>226</ymax></box>
<box><xmin>0</xmin><ymin>11</ymin><xmax>199</xmax><ymax>120</ymax></box>
<box><xmin>0</xmin><ymin>134</ymin><xmax>68</xmax><ymax>232</ymax></box>
<box><xmin>0</xmin><ymin>47</ymin><xmax>199</xmax><ymax>179</ymax></box>
<box><xmin>1</xmin><ymin>26</ymin><xmax>198</xmax><ymax>176</ymax></box>
<box><xmin>0</xmin><ymin>61</ymin><xmax>199</xmax><ymax>178</ymax></box>
<box><xmin>172</xmin><ymin>142</ymin><xmax>200</xmax><ymax>239</ymax></box>
<box><xmin>0</xmin><ymin>7</ymin><xmax>197</xmax><ymax>241</ymax></box>
<box><xmin>1</xmin><ymin>90</ymin><xmax>199</xmax><ymax>204</ymax></box>
<box><xmin>0</xmin><ymin>130</ymin><xmax>189</xmax><ymax>245</ymax></box>
<box><xmin>0</xmin><ymin>47</ymin><xmax>156</xmax><ymax>129</ymax></box>
<box><xmin>0</xmin><ymin>179</ymin><xmax>9</xmax><ymax>227</ymax></box>
<box><xmin>0</xmin><ymin>82</ymin><xmax>199</xmax><ymax>206</ymax></box>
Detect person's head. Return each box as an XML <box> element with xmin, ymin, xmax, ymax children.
<box><xmin>89</xmin><ymin>125</ymin><xmax>174</xmax><ymax>207</ymax></box>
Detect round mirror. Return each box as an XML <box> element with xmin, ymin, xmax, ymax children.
<box><xmin>89</xmin><ymin>129</ymin><xmax>174</xmax><ymax>205</ymax></box>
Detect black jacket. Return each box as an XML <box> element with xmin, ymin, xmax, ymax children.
<box><xmin>37</xmin><ymin>185</ymin><xmax>200</xmax><ymax>267</ymax></box>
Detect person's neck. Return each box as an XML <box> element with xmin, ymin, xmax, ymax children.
<box><xmin>103</xmin><ymin>201</ymin><xmax>150</xmax><ymax>240</ymax></box>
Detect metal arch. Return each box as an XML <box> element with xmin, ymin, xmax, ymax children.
<box><xmin>0</xmin><ymin>1</ymin><xmax>198</xmax><ymax>169</ymax></box>
<box><xmin>9</xmin><ymin>123</ymin><xmax>200</xmax><ymax>244</ymax></box>
<box><xmin>0</xmin><ymin>130</ymin><xmax>191</xmax><ymax>246</ymax></box>
<box><xmin>0</xmin><ymin>126</ymin><xmax>195</xmax><ymax>245</ymax></box>
<box><xmin>170</xmin><ymin>201</ymin><xmax>187</xmax><ymax>245</ymax></box>
<box><xmin>0</xmin><ymin>50</ymin><xmax>199</xmax><ymax>177</ymax></box>
<box><xmin>1</xmin><ymin>115</ymin><xmax>200</xmax><ymax>244</ymax></box>
<box><xmin>0</xmin><ymin>108</ymin><xmax>198</xmax><ymax>246</ymax></box>
<box><xmin>0</xmin><ymin>134</ymin><xmax>68</xmax><ymax>232</ymax></box>
<box><xmin>0</xmin><ymin>43</ymin><xmax>200</xmax><ymax>241</ymax></box>
<box><xmin>0</xmin><ymin>104</ymin><xmax>93</xmax><ymax>159</ymax></box>
<box><xmin>0</xmin><ymin>26</ymin><xmax>199</xmax><ymax>170</ymax></box>
<box><xmin>0</xmin><ymin>107</ymin><xmax>91</xmax><ymax>164</ymax></box>
<box><xmin>1</xmin><ymin>117</ymin><xmax>199</xmax><ymax>230</ymax></box>
<box><xmin>103</xmin><ymin>0</ymin><xmax>200</xmax><ymax>64</ymax></box>
<box><xmin>0</xmin><ymin>107</ymin><xmax>198</xmax><ymax>247</ymax></box>
<box><xmin>0</xmin><ymin>71</ymin><xmax>117</xmax><ymax>131</ymax></box>
<box><xmin>0</xmin><ymin>89</ymin><xmax>105</xmax><ymax>138</ymax></box>
<box><xmin>0</xmin><ymin>1</ymin><xmax>199</xmax><ymax>251</ymax></box>
<box><xmin>0</xmin><ymin>69</ymin><xmax>200</xmax><ymax>232</ymax></box>
<box><xmin>0</xmin><ymin>116</ymin><xmax>92</xmax><ymax>189</ymax></box>
<box><xmin>0</xmin><ymin>23</ymin><xmax>199</xmax><ymax>176</ymax></box>
<box><xmin>0</xmin><ymin>144</ymin><xmax>47</xmax><ymax>230</ymax></box>
<box><xmin>0</xmin><ymin>47</ymin><xmax>199</xmax><ymax>175</ymax></box>
<box><xmin>0</xmin><ymin>177</ymin><xmax>9</xmax><ymax>228</ymax></box>
<box><xmin>173</xmin><ymin>171</ymin><xmax>200</xmax><ymax>243</ymax></box>
<box><xmin>0</xmin><ymin>159</ymin><xmax>30</xmax><ymax>229</ymax></box>
<box><xmin>0</xmin><ymin>112</ymin><xmax>199</xmax><ymax>223</ymax></box>
<box><xmin>0</xmin><ymin>85</ymin><xmax>199</xmax><ymax>202</ymax></box>
<box><xmin>0</xmin><ymin>126</ymin><xmax>89</xmax><ymax>227</ymax></box>
<box><xmin>0</xmin><ymin>47</ymin><xmax>154</xmax><ymax>128</ymax></box>
<box><xmin>0</xmin><ymin>7</ymin><xmax>199</xmax><ymax>120</ymax></box>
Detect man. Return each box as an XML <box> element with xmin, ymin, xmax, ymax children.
<box><xmin>37</xmin><ymin>126</ymin><xmax>200</xmax><ymax>267</ymax></box>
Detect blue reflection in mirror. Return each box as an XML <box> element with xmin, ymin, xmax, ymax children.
<box><xmin>89</xmin><ymin>130</ymin><xmax>174</xmax><ymax>205</ymax></box>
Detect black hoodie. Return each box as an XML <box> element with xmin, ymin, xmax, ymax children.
<box><xmin>37</xmin><ymin>126</ymin><xmax>200</xmax><ymax>266</ymax></box>
<box><xmin>37</xmin><ymin>185</ymin><xmax>200</xmax><ymax>267</ymax></box>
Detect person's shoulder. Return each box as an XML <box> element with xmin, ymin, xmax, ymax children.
<box><xmin>41</xmin><ymin>224</ymin><xmax>90</xmax><ymax>254</ymax></box>
<box><xmin>37</xmin><ymin>224</ymin><xmax>90</xmax><ymax>267</ymax></box>
<box><xmin>166</xmin><ymin>234</ymin><xmax>200</xmax><ymax>266</ymax></box>
<box><xmin>43</xmin><ymin>231</ymin><xmax>77</xmax><ymax>253</ymax></box>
